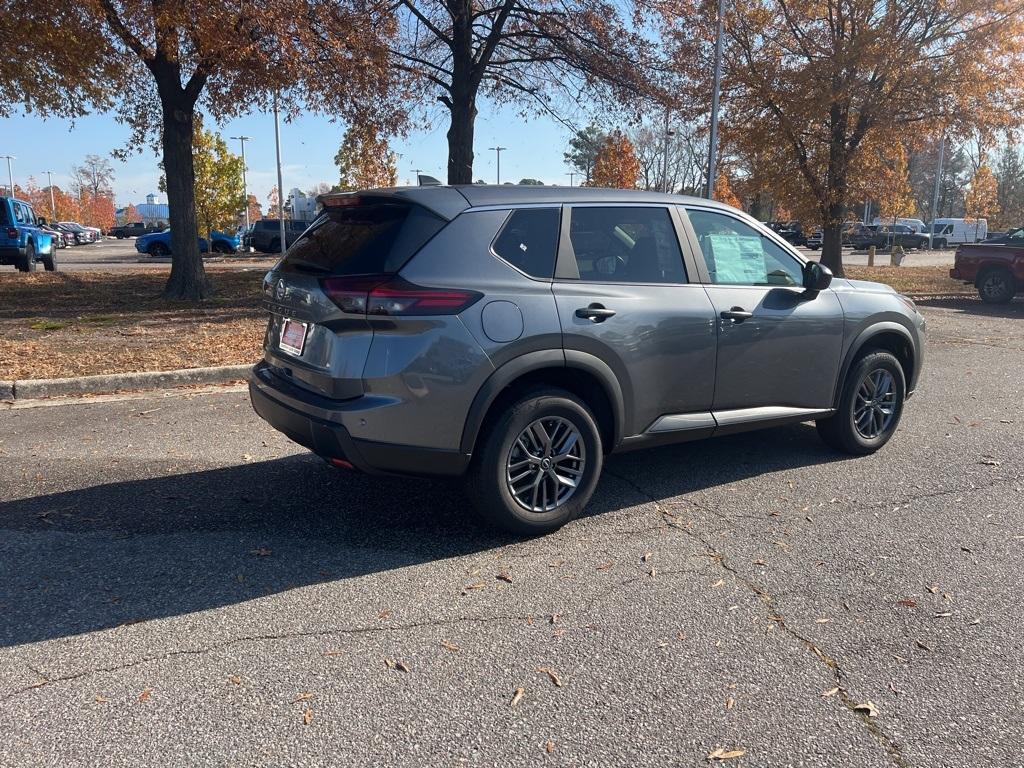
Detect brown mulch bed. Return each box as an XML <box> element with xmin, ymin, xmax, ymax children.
<box><xmin>0</xmin><ymin>265</ymin><xmax>975</xmax><ymax>382</ymax></box>
<box><xmin>0</xmin><ymin>270</ymin><xmax>266</xmax><ymax>380</ymax></box>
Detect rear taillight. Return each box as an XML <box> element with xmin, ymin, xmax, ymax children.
<box><xmin>321</xmin><ymin>275</ymin><xmax>481</xmax><ymax>316</ymax></box>
<box><xmin>6</xmin><ymin>227</ymin><xmax>18</xmax><ymax>239</ymax></box>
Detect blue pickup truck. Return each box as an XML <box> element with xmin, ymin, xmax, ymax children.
<box><xmin>135</xmin><ymin>228</ymin><xmax>240</xmax><ymax>257</ymax></box>
<box><xmin>0</xmin><ymin>196</ymin><xmax>56</xmax><ymax>272</ymax></box>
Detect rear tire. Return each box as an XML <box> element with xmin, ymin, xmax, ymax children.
<box><xmin>816</xmin><ymin>351</ymin><xmax>906</xmax><ymax>455</ymax></box>
<box><xmin>148</xmin><ymin>242</ymin><xmax>170</xmax><ymax>258</ymax></box>
<box><xmin>465</xmin><ymin>387</ymin><xmax>603</xmax><ymax>535</ymax></box>
<box><xmin>18</xmin><ymin>243</ymin><xmax>37</xmax><ymax>273</ymax></box>
<box><xmin>42</xmin><ymin>251</ymin><xmax>56</xmax><ymax>271</ymax></box>
<box><xmin>977</xmin><ymin>268</ymin><xmax>1016</xmax><ymax>304</ymax></box>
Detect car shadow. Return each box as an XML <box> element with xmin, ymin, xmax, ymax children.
<box><xmin>0</xmin><ymin>423</ymin><xmax>848</xmax><ymax>649</ymax></box>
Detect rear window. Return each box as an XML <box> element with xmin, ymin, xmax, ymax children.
<box><xmin>279</xmin><ymin>202</ymin><xmax>445</xmax><ymax>276</ymax></box>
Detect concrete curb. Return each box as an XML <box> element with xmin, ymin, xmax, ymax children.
<box><xmin>8</xmin><ymin>364</ymin><xmax>252</xmax><ymax>401</ymax></box>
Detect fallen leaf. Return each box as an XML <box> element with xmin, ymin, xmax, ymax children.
<box><xmin>649</xmin><ymin>568</ymin><xmax>657</xmax><ymax>578</ymax></box>
<box><xmin>821</xmin><ymin>687</ymin><xmax>840</xmax><ymax>697</ymax></box>
<box><xmin>378</xmin><ymin>610</ymin><xmax>392</xmax><ymax>620</ymax></box>
<box><xmin>725</xmin><ymin>697</ymin><xmax>735</xmax><ymax>710</ymax></box>
<box><xmin>708</xmin><ymin>747</ymin><xmax>747</xmax><ymax>760</ymax></box>
<box><xmin>228</xmin><ymin>675</ymin><xmax>242</xmax><ymax>685</ymax></box>
<box><xmin>510</xmin><ymin>687</ymin><xmax>525</xmax><ymax>707</ymax></box>
<box><xmin>303</xmin><ymin>708</ymin><xmax>313</xmax><ymax>725</ymax></box>
<box><xmin>978</xmin><ymin>457</ymin><xmax>1001</xmax><ymax>466</ymax></box>
<box><xmin>641</xmin><ymin>551</ymin><xmax>653</xmax><ymax>562</ymax></box>
<box><xmin>250</xmin><ymin>547</ymin><xmax>271</xmax><ymax>557</ymax></box>
<box><xmin>242</xmin><ymin>453</ymin><xmax>254</xmax><ymax>463</ymax></box>
<box><xmin>394</xmin><ymin>660</ymin><xmax>411</xmax><ymax>673</ymax></box>
<box><xmin>969</xmin><ymin>618</ymin><xmax>981</xmax><ymax>626</ymax></box>
<box><xmin>549</xmin><ymin>613</ymin><xmax>560</xmax><ymax>625</ymax></box>
<box><xmin>496</xmin><ymin>571</ymin><xmax>513</xmax><ymax>584</ymax></box>
<box><xmin>753</xmin><ymin>558</ymin><xmax>767</xmax><ymax>566</ymax></box>
<box><xmin>853</xmin><ymin>701</ymin><xmax>878</xmax><ymax>717</ymax></box>
<box><xmin>545</xmin><ymin>740</ymin><xmax>555</xmax><ymax>754</ymax></box>
<box><xmin>292</xmin><ymin>692</ymin><xmax>313</xmax><ymax>703</ymax></box>
<box><xmin>815</xmin><ymin>618</ymin><xmax>831</xmax><ymax>624</ymax></box>
<box><xmin>897</xmin><ymin>599</ymin><xmax>917</xmax><ymax>608</ymax></box>
<box><xmin>440</xmin><ymin>640</ymin><xmax>460</xmax><ymax>652</ymax></box>
<box><xmin>934</xmin><ymin>612</ymin><xmax>952</xmax><ymax>618</ymax></box>
<box><xmin>548</xmin><ymin>559</ymin><xmax>565</xmax><ymax>568</ymax></box>
<box><xmin>138</xmin><ymin>688</ymin><xmax>153</xmax><ymax>703</ymax></box>
<box><xmin>95</xmin><ymin>695</ymin><xmax>109</xmax><ymax>703</ymax></box>
<box><xmin>596</xmin><ymin>561</ymin><xmax>614</xmax><ymax>571</ymax></box>
<box><xmin>915</xmin><ymin>639</ymin><xmax>932</xmax><ymax>651</ymax></box>
<box><xmin>711</xmin><ymin>579</ymin><xmax>724</xmax><ymax>588</ymax></box>
<box><xmin>552</xmin><ymin>628</ymin><xmax>566</xmax><ymax>638</ymax></box>
<box><xmin>464</xmin><ymin>582</ymin><xmax>486</xmax><ymax>591</ymax></box>
<box><xmin>536</xmin><ymin>667</ymin><xmax>563</xmax><ymax>687</ymax></box>
<box><xmin>323</xmin><ymin>649</ymin><xmax>344</xmax><ymax>657</ymax></box>
<box><xmin>926</xmin><ymin>585</ymin><xmax>939</xmax><ymax>594</ymax></box>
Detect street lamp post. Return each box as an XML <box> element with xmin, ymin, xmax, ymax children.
<box><xmin>566</xmin><ymin>171</ymin><xmax>578</xmax><ymax>187</ymax></box>
<box><xmin>1</xmin><ymin>155</ymin><xmax>14</xmax><ymax>198</ymax></box>
<box><xmin>488</xmin><ymin>147</ymin><xmax>507</xmax><ymax>185</ymax></box>
<box><xmin>45</xmin><ymin>170</ymin><xmax>56</xmax><ymax>219</ymax></box>
<box><xmin>929</xmin><ymin>132</ymin><xmax>946</xmax><ymax>249</ymax></box>
<box><xmin>273</xmin><ymin>92</ymin><xmax>286</xmax><ymax>256</ymax></box>
<box><xmin>706</xmin><ymin>0</ymin><xmax>726</xmax><ymax>199</ymax></box>
<box><xmin>231</xmin><ymin>135</ymin><xmax>252</xmax><ymax>242</ymax></box>
<box><xmin>411</xmin><ymin>168</ymin><xmax>424</xmax><ymax>186</ymax></box>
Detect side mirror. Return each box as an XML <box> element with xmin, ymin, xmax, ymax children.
<box><xmin>802</xmin><ymin>261</ymin><xmax>833</xmax><ymax>292</ymax></box>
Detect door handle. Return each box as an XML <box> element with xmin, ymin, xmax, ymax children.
<box><xmin>720</xmin><ymin>307</ymin><xmax>753</xmax><ymax>322</ymax></box>
<box><xmin>575</xmin><ymin>304</ymin><xmax>616</xmax><ymax>322</ymax></box>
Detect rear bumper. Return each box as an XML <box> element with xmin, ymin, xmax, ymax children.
<box><xmin>249</xmin><ymin>362</ymin><xmax>470</xmax><ymax>478</ymax></box>
<box><xmin>0</xmin><ymin>245</ymin><xmax>26</xmax><ymax>262</ymax></box>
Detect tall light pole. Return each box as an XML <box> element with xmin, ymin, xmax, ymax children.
<box><xmin>411</xmin><ymin>168</ymin><xmax>423</xmax><ymax>186</ymax></box>
<box><xmin>273</xmin><ymin>92</ymin><xmax>286</xmax><ymax>256</ymax></box>
<box><xmin>488</xmin><ymin>146</ymin><xmax>507</xmax><ymax>184</ymax></box>
<box><xmin>705</xmin><ymin>0</ymin><xmax>726</xmax><ymax>199</ymax></box>
<box><xmin>44</xmin><ymin>170</ymin><xmax>56</xmax><ymax>219</ymax></box>
<box><xmin>929</xmin><ymin>132</ymin><xmax>946</xmax><ymax>249</ymax></box>
<box><xmin>662</xmin><ymin>106</ymin><xmax>676</xmax><ymax>194</ymax></box>
<box><xmin>566</xmin><ymin>171</ymin><xmax>578</xmax><ymax>187</ymax></box>
<box><xmin>1</xmin><ymin>155</ymin><xmax>14</xmax><ymax>198</ymax></box>
<box><xmin>230</xmin><ymin>135</ymin><xmax>252</xmax><ymax>234</ymax></box>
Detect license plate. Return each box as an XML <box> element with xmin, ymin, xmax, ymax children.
<box><xmin>279</xmin><ymin>318</ymin><xmax>309</xmax><ymax>356</ymax></box>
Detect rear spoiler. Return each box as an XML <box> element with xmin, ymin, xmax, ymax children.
<box><xmin>316</xmin><ymin>186</ymin><xmax>469</xmax><ymax>222</ymax></box>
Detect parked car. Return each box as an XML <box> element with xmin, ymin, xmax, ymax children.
<box><xmin>135</xmin><ymin>228</ymin><xmax>240</xmax><ymax>257</ymax></box>
<box><xmin>110</xmin><ymin>222</ymin><xmax>159</xmax><ymax>239</ymax></box>
<box><xmin>58</xmin><ymin>221</ymin><xmax>98</xmax><ymax>244</ymax></box>
<box><xmin>950</xmin><ymin>241</ymin><xmax>1023</xmax><ymax>303</ymax></box>
<box><xmin>981</xmin><ymin>226</ymin><xmax>1024</xmax><ymax>245</ymax></box>
<box><xmin>767</xmin><ymin>220</ymin><xmax>807</xmax><ymax>246</ymax></box>
<box><xmin>872</xmin><ymin>216</ymin><xmax>927</xmax><ymax>233</ymax></box>
<box><xmin>0</xmin><ymin>196</ymin><xmax>57</xmax><ymax>272</ymax></box>
<box><xmin>850</xmin><ymin>224</ymin><xmax>928</xmax><ymax>251</ymax></box>
<box><xmin>930</xmin><ymin>217</ymin><xmax>989</xmax><ymax>248</ymax></box>
<box><xmin>244</xmin><ymin>219</ymin><xmax>311</xmax><ymax>253</ymax></box>
<box><xmin>40</xmin><ymin>224</ymin><xmax>70</xmax><ymax>248</ymax></box>
<box><xmin>249</xmin><ymin>186</ymin><xmax>926</xmax><ymax>534</ymax></box>
<box><xmin>806</xmin><ymin>222</ymin><xmax>863</xmax><ymax>250</ymax></box>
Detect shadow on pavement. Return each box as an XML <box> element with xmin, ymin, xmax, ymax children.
<box><xmin>914</xmin><ymin>296</ymin><xmax>1024</xmax><ymax>317</ymax></box>
<box><xmin>0</xmin><ymin>423</ymin><xmax>847</xmax><ymax>648</ymax></box>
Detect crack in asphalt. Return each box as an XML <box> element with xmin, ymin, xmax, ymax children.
<box><xmin>0</xmin><ymin>612</ymin><xmax>534</xmax><ymax>704</ymax></box>
<box><xmin>602</xmin><ymin>467</ymin><xmax>913</xmax><ymax>768</ymax></box>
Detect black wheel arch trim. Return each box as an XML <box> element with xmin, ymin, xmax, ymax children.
<box><xmin>833</xmin><ymin>321</ymin><xmax>916</xmax><ymax>407</ymax></box>
<box><xmin>459</xmin><ymin>349</ymin><xmax>627</xmax><ymax>456</ymax></box>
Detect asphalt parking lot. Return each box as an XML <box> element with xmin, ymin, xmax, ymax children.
<box><xmin>0</xmin><ymin>298</ymin><xmax>1021</xmax><ymax>767</ymax></box>
<box><xmin>38</xmin><ymin>239</ymin><xmax>278</xmax><ymax>272</ymax></box>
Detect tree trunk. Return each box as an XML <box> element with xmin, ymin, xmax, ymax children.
<box><xmin>159</xmin><ymin>92</ymin><xmax>209</xmax><ymax>300</ymax></box>
<box><xmin>821</xmin><ymin>218</ymin><xmax>845</xmax><ymax>276</ymax></box>
<box><xmin>446</xmin><ymin>93</ymin><xmax>477</xmax><ymax>185</ymax></box>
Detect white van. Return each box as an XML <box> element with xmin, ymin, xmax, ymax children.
<box><xmin>929</xmin><ymin>218</ymin><xmax>988</xmax><ymax>248</ymax></box>
<box><xmin>872</xmin><ymin>217</ymin><xmax>927</xmax><ymax>233</ymax></box>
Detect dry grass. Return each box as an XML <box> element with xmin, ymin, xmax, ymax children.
<box><xmin>0</xmin><ymin>270</ymin><xmax>266</xmax><ymax>380</ymax></box>
<box><xmin>0</xmin><ymin>265</ymin><xmax>975</xmax><ymax>381</ymax></box>
<box><xmin>844</xmin><ymin>265</ymin><xmax>973</xmax><ymax>297</ymax></box>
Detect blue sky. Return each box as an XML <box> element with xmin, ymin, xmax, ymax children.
<box><xmin>0</xmin><ymin>101</ymin><xmax>579</xmax><ymax>209</ymax></box>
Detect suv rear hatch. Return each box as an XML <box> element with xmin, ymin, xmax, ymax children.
<box><xmin>262</xmin><ymin>195</ymin><xmax>461</xmax><ymax>399</ymax></box>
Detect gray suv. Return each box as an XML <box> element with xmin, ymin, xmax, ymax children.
<box><xmin>250</xmin><ymin>186</ymin><xmax>925</xmax><ymax>534</ymax></box>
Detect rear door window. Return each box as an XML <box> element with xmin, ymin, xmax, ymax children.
<box><xmin>491</xmin><ymin>207</ymin><xmax>559</xmax><ymax>279</ymax></box>
<box><xmin>280</xmin><ymin>201</ymin><xmax>445</xmax><ymax>276</ymax></box>
<box><xmin>566</xmin><ymin>206</ymin><xmax>686</xmax><ymax>284</ymax></box>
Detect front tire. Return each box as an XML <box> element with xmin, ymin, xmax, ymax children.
<box><xmin>42</xmin><ymin>251</ymin><xmax>56</xmax><ymax>271</ymax></box>
<box><xmin>465</xmin><ymin>388</ymin><xmax>603</xmax><ymax>535</ymax></box>
<box><xmin>817</xmin><ymin>351</ymin><xmax>906</xmax><ymax>455</ymax></box>
<box><xmin>148</xmin><ymin>242</ymin><xmax>170</xmax><ymax>258</ymax></box>
<box><xmin>977</xmin><ymin>268</ymin><xmax>1016</xmax><ymax>304</ymax></box>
